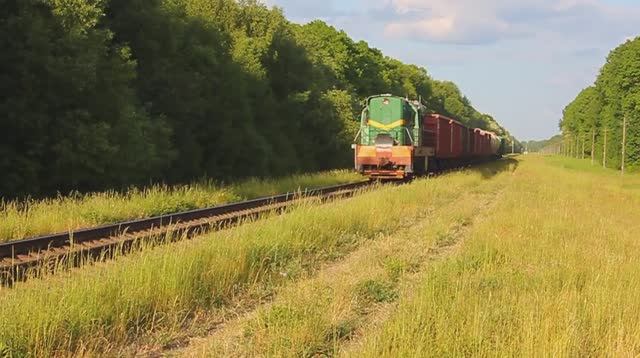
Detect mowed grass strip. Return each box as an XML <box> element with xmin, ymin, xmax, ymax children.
<box><xmin>351</xmin><ymin>155</ymin><xmax>640</xmax><ymax>357</ymax></box>
<box><xmin>0</xmin><ymin>170</ymin><xmax>361</xmax><ymax>243</ymax></box>
<box><xmin>181</xmin><ymin>167</ymin><xmax>511</xmax><ymax>357</ymax></box>
<box><xmin>0</xmin><ymin>162</ymin><xmax>513</xmax><ymax>356</ymax></box>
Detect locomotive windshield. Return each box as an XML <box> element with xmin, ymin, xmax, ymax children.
<box><xmin>361</xmin><ymin>96</ymin><xmax>416</xmax><ymax>146</ymax></box>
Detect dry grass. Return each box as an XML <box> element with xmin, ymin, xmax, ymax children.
<box><xmin>0</xmin><ymin>161</ymin><xmax>516</xmax><ymax>356</ymax></box>
<box><xmin>181</xmin><ymin>165</ymin><xmax>511</xmax><ymax>357</ymax></box>
<box><xmin>0</xmin><ymin>170</ymin><xmax>361</xmax><ymax>243</ymax></box>
<box><xmin>352</xmin><ymin>155</ymin><xmax>640</xmax><ymax>357</ymax></box>
<box><xmin>12</xmin><ymin>155</ymin><xmax>636</xmax><ymax>357</ymax></box>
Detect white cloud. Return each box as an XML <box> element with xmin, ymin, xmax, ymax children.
<box><xmin>385</xmin><ymin>12</ymin><xmax>511</xmax><ymax>44</ymax></box>
<box><xmin>381</xmin><ymin>0</ymin><xmax>638</xmax><ymax>45</ymax></box>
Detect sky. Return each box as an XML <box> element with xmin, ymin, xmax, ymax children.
<box><xmin>263</xmin><ymin>0</ymin><xmax>640</xmax><ymax>140</ymax></box>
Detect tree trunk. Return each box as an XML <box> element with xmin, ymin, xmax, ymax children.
<box><xmin>591</xmin><ymin>129</ymin><xmax>595</xmax><ymax>165</ymax></box>
<box><xmin>622</xmin><ymin>114</ymin><xmax>627</xmax><ymax>175</ymax></box>
<box><xmin>603</xmin><ymin>128</ymin><xmax>607</xmax><ymax>168</ymax></box>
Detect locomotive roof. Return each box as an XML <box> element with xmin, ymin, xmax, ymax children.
<box><xmin>428</xmin><ymin>113</ymin><xmax>465</xmax><ymax>127</ymax></box>
<box><xmin>365</xmin><ymin>98</ymin><xmax>500</xmax><ymax>138</ymax></box>
<box><xmin>430</xmin><ymin>114</ymin><xmax>499</xmax><ymax>137</ymax></box>
<box><xmin>474</xmin><ymin>128</ymin><xmax>499</xmax><ymax>138</ymax></box>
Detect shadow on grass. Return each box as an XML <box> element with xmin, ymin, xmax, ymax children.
<box><xmin>467</xmin><ymin>157</ymin><xmax>520</xmax><ymax>180</ymax></box>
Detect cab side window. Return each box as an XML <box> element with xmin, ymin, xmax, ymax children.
<box><xmin>403</xmin><ymin>103</ymin><xmax>413</xmax><ymax>127</ymax></box>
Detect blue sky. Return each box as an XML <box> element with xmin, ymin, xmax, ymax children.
<box><xmin>264</xmin><ymin>0</ymin><xmax>640</xmax><ymax>140</ymax></box>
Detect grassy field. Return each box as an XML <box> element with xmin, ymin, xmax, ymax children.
<box><xmin>182</xmin><ymin>163</ymin><xmax>511</xmax><ymax>357</ymax></box>
<box><xmin>4</xmin><ymin>155</ymin><xmax>638</xmax><ymax>357</ymax></box>
<box><xmin>0</xmin><ymin>170</ymin><xmax>361</xmax><ymax>243</ymax></box>
<box><xmin>179</xmin><ymin>155</ymin><xmax>640</xmax><ymax>357</ymax></box>
<box><xmin>0</xmin><ymin>160</ymin><xmax>516</xmax><ymax>356</ymax></box>
<box><xmin>352</xmin><ymin>155</ymin><xmax>640</xmax><ymax>357</ymax></box>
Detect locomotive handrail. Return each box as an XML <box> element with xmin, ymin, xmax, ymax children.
<box><xmin>404</xmin><ymin>127</ymin><xmax>415</xmax><ymax>145</ymax></box>
<box><xmin>352</xmin><ymin>128</ymin><xmax>362</xmax><ymax>143</ymax></box>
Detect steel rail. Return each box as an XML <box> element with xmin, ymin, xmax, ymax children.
<box><xmin>0</xmin><ymin>181</ymin><xmax>373</xmax><ymax>286</ymax></box>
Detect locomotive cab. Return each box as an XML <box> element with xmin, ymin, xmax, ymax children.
<box><xmin>353</xmin><ymin>95</ymin><xmax>423</xmax><ymax>179</ymax></box>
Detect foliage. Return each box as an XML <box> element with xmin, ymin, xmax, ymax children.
<box><xmin>0</xmin><ymin>0</ymin><xmax>170</xmax><ymax>196</ymax></box>
<box><xmin>561</xmin><ymin>37</ymin><xmax>640</xmax><ymax>170</ymax></box>
<box><xmin>523</xmin><ymin>135</ymin><xmax>562</xmax><ymax>152</ymax></box>
<box><xmin>0</xmin><ymin>0</ymin><xmax>511</xmax><ymax>198</ymax></box>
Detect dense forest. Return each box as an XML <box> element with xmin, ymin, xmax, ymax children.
<box><xmin>1</xmin><ymin>0</ymin><xmax>514</xmax><ymax>198</ymax></box>
<box><xmin>523</xmin><ymin>135</ymin><xmax>562</xmax><ymax>153</ymax></box>
<box><xmin>560</xmin><ymin>37</ymin><xmax>640</xmax><ymax>171</ymax></box>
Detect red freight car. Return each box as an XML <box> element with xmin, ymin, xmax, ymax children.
<box><xmin>423</xmin><ymin>114</ymin><xmax>468</xmax><ymax>158</ymax></box>
<box><xmin>421</xmin><ymin>114</ymin><xmax>501</xmax><ymax>172</ymax></box>
<box><xmin>474</xmin><ymin>129</ymin><xmax>501</xmax><ymax>156</ymax></box>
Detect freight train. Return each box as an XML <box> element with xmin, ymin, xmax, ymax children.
<box><xmin>353</xmin><ymin>94</ymin><xmax>502</xmax><ymax>179</ymax></box>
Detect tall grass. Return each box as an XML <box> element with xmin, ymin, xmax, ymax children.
<box><xmin>353</xmin><ymin>155</ymin><xmax>640</xmax><ymax>356</ymax></box>
<box><xmin>184</xmin><ymin>168</ymin><xmax>511</xmax><ymax>357</ymax></box>
<box><xmin>0</xmin><ymin>170</ymin><xmax>361</xmax><ymax>243</ymax></box>
<box><xmin>0</xmin><ymin>164</ymin><xmax>504</xmax><ymax>356</ymax></box>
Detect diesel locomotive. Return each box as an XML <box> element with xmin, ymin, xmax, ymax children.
<box><xmin>353</xmin><ymin>94</ymin><xmax>502</xmax><ymax>179</ymax></box>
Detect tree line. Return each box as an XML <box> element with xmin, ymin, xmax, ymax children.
<box><xmin>523</xmin><ymin>136</ymin><xmax>562</xmax><ymax>153</ymax></box>
<box><xmin>1</xmin><ymin>0</ymin><xmax>514</xmax><ymax>198</ymax></box>
<box><xmin>560</xmin><ymin>37</ymin><xmax>640</xmax><ymax>171</ymax></box>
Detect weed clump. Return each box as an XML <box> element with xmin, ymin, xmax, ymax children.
<box><xmin>356</xmin><ymin>280</ymin><xmax>398</xmax><ymax>304</ymax></box>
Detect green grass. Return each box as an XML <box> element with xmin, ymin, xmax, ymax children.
<box><xmin>544</xmin><ymin>155</ymin><xmax>640</xmax><ymax>197</ymax></box>
<box><xmin>0</xmin><ymin>163</ymin><xmax>513</xmax><ymax>356</ymax></box>
<box><xmin>0</xmin><ymin>170</ymin><xmax>361</xmax><ymax>243</ymax></box>
<box><xmin>352</xmin><ymin>155</ymin><xmax>640</xmax><ymax>356</ymax></box>
<box><xmin>19</xmin><ymin>156</ymin><xmax>637</xmax><ymax>357</ymax></box>
<box><xmin>181</xmin><ymin>166</ymin><xmax>512</xmax><ymax>357</ymax></box>
<box><xmin>544</xmin><ymin>155</ymin><xmax>640</xmax><ymax>176</ymax></box>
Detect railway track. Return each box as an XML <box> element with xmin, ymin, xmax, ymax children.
<box><xmin>0</xmin><ymin>181</ymin><xmax>373</xmax><ymax>286</ymax></box>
